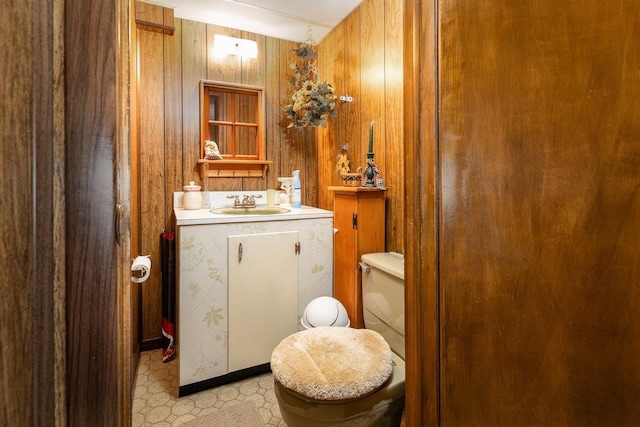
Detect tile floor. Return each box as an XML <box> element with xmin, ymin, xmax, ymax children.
<box><xmin>132</xmin><ymin>349</ymin><xmax>286</xmax><ymax>426</ymax></box>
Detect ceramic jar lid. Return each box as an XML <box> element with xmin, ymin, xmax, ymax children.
<box><xmin>183</xmin><ymin>181</ymin><xmax>201</xmax><ymax>192</ymax></box>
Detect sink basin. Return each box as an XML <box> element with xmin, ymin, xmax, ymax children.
<box><xmin>211</xmin><ymin>206</ymin><xmax>290</xmax><ymax>215</ymax></box>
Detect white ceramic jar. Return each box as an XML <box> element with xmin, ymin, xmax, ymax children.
<box><xmin>182</xmin><ymin>181</ymin><xmax>203</xmax><ymax>210</ymax></box>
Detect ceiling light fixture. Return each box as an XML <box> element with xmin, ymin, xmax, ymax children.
<box><xmin>213</xmin><ymin>34</ymin><xmax>258</xmax><ymax>59</ymax></box>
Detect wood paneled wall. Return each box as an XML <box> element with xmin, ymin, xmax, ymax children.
<box><xmin>136</xmin><ymin>6</ymin><xmax>318</xmax><ymax>344</ymax></box>
<box><xmin>404</xmin><ymin>0</ymin><xmax>640</xmax><ymax>425</ymax></box>
<box><xmin>136</xmin><ymin>0</ymin><xmax>403</xmax><ymax>344</ymax></box>
<box><xmin>318</xmin><ymin>0</ymin><xmax>405</xmax><ymax>253</ymax></box>
<box><xmin>1</xmin><ymin>0</ymin><xmax>63</xmax><ymax>424</ymax></box>
<box><xmin>438</xmin><ymin>1</ymin><xmax>640</xmax><ymax>424</ymax></box>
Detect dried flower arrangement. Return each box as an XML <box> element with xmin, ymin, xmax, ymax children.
<box><xmin>284</xmin><ymin>37</ymin><xmax>337</xmax><ymax>130</ymax></box>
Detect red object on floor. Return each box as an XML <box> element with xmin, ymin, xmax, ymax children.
<box><xmin>161</xmin><ymin>231</ymin><xmax>176</xmax><ymax>362</ymax></box>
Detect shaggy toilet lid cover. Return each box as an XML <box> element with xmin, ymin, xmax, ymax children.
<box><xmin>270</xmin><ymin>326</ymin><xmax>393</xmax><ymax>401</ymax></box>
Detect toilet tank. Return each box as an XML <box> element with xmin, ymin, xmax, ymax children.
<box><xmin>361</xmin><ymin>252</ymin><xmax>405</xmax><ymax>359</ymax></box>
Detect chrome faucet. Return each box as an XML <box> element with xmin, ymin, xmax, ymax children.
<box><xmin>227</xmin><ymin>194</ymin><xmax>262</xmax><ymax>208</ymax></box>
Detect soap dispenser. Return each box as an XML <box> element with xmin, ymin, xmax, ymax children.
<box><xmin>292</xmin><ymin>170</ymin><xmax>302</xmax><ymax>208</ymax></box>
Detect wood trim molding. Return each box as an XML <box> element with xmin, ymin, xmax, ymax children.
<box><xmin>52</xmin><ymin>0</ymin><xmax>67</xmax><ymax>424</ymax></box>
<box><xmin>134</xmin><ymin>0</ymin><xmax>174</xmax><ymax>35</ymax></box>
<box><xmin>197</xmin><ymin>159</ymin><xmax>271</xmax><ymax>179</ymax></box>
<box><xmin>403</xmin><ymin>0</ymin><xmax>422</xmax><ymax>424</ymax></box>
<box><xmin>403</xmin><ymin>0</ymin><xmax>439</xmax><ymax>425</ymax></box>
<box><xmin>118</xmin><ymin>0</ymin><xmax>134</xmax><ymax>425</ymax></box>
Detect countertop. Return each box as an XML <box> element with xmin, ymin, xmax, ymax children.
<box><xmin>175</xmin><ymin>204</ymin><xmax>333</xmax><ymax>226</ymax></box>
<box><xmin>174</xmin><ymin>190</ymin><xmax>333</xmax><ymax>225</ymax></box>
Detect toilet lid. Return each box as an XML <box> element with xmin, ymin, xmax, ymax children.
<box><xmin>270</xmin><ymin>326</ymin><xmax>393</xmax><ymax>401</ymax></box>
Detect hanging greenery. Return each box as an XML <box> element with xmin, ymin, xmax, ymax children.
<box><xmin>284</xmin><ymin>36</ymin><xmax>337</xmax><ymax>130</ymax></box>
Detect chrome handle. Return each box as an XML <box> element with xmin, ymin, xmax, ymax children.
<box><xmin>359</xmin><ymin>262</ymin><xmax>370</xmax><ymax>273</ymax></box>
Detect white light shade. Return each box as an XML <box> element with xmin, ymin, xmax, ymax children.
<box><xmin>213</xmin><ymin>34</ymin><xmax>258</xmax><ymax>59</ymax></box>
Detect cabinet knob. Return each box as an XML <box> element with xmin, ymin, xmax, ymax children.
<box><xmin>333</xmin><ymin>228</ymin><xmax>339</xmax><ymax>234</ymax></box>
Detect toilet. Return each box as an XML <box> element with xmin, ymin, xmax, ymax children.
<box><xmin>271</xmin><ymin>252</ymin><xmax>405</xmax><ymax>426</ymax></box>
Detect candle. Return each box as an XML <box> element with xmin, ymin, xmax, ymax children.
<box><xmin>368</xmin><ymin>121</ymin><xmax>375</xmax><ymax>153</ymax></box>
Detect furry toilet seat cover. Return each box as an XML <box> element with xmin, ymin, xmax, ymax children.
<box><xmin>270</xmin><ymin>326</ymin><xmax>393</xmax><ymax>401</ymax></box>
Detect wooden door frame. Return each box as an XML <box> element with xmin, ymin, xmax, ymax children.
<box><xmin>117</xmin><ymin>0</ymin><xmax>134</xmax><ymax>424</ymax></box>
<box><xmin>403</xmin><ymin>0</ymin><xmax>439</xmax><ymax>425</ymax></box>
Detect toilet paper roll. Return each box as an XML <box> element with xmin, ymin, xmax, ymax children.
<box><xmin>131</xmin><ymin>255</ymin><xmax>151</xmax><ymax>283</ymax></box>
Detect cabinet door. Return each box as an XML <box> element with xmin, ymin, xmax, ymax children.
<box><xmin>228</xmin><ymin>231</ymin><xmax>299</xmax><ymax>372</ymax></box>
<box><xmin>333</xmin><ymin>194</ymin><xmax>358</xmax><ymax>325</ymax></box>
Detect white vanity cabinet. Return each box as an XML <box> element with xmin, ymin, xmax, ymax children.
<box><xmin>174</xmin><ymin>204</ymin><xmax>333</xmax><ymax>395</ymax></box>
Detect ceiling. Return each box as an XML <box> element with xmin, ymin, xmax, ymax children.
<box><xmin>142</xmin><ymin>0</ymin><xmax>364</xmax><ymax>43</ymax></box>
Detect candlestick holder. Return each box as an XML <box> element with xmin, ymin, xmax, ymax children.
<box><xmin>363</xmin><ymin>152</ymin><xmax>376</xmax><ymax>187</ymax></box>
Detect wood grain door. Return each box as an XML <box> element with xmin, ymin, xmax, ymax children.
<box><xmin>65</xmin><ymin>0</ymin><xmax>133</xmax><ymax>425</ymax></box>
<box><xmin>435</xmin><ymin>1</ymin><xmax>640</xmax><ymax>425</ymax></box>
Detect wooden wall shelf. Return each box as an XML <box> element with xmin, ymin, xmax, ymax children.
<box><xmin>197</xmin><ymin>159</ymin><xmax>271</xmax><ymax>178</ymax></box>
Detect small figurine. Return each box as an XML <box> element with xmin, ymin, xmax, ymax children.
<box><xmin>204</xmin><ymin>140</ymin><xmax>222</xmax><ymax>160</ymax></box>
<box><xmin>365</xmin><ymin>157</ymin><xmax>385</xmax><ymax>189</ymax></box>
<box><xmin>335</xmin><ymin>144</ymin><xmax>351</xmax><ymax>176</ymax></box>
